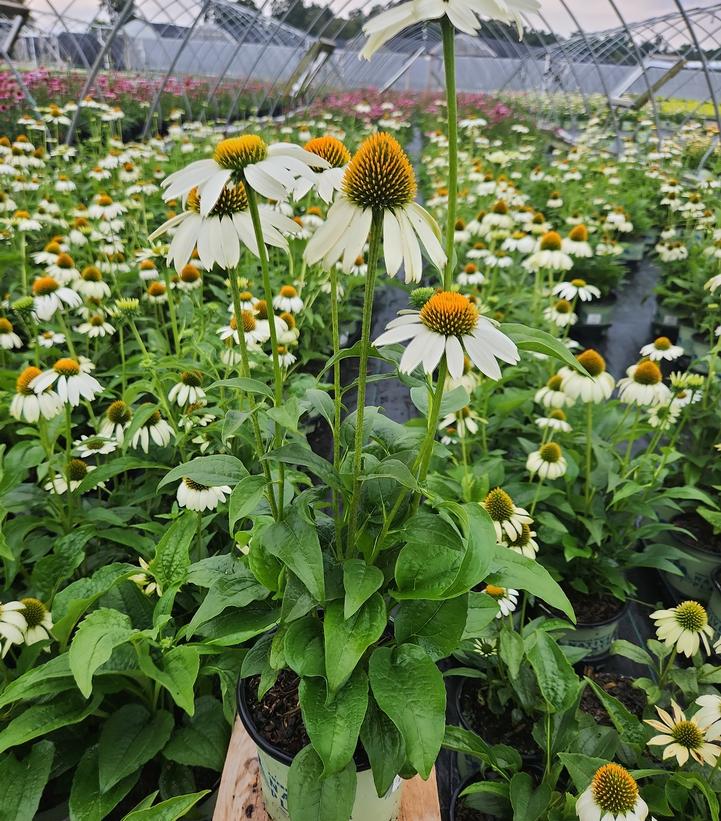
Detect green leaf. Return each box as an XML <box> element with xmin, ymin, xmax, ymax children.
<box><xmin>163</xmin><ymin>696</ymin><xmax>230</xmax><ymax>772</ymax></box>
<box><xmin>98</xmin><ymin>705</ymin><xmax>174</xmax><ymax>792</ymax></box>
<box><xmin>324</xmin><ymin>595</ymin><xmax>386</xmax><ymax>693</ymax></box>
<box><xmin>394</xmin><ymin>595</ymin><xmax>468</xmax><ymax>661</ymax></box>
<box><xmin>70</xmin><ymin>746</ymin><xmax>139</xmax><ymax>821</ymax></box>
<box><xmin>300</xmin><ymin>668</ymin><xmax>368</xmax><ymax>775</ymax></box>
<box><xmin>69</xmin><ymin>609</ymin><xmax>134</xmax><ymax>698</ymax></box>
<box><xmin>157</xmin><ymin>455</ymin><xmax>247</xmax><ymax>490</ymax></box>
<box><xmin>368</xmin><ymin>644</ymin><xmax>445</xmax><ymax>780</ymax></box>
<box><xmin>510</xmin><ymin>771</ymin><xmax>551</xmax><ymax>821</ymax></box>
<box><xmin>499</xmin><ymin>629</ymin><xmax>525</xmax><ymax>679</ymax></box>
<box><xmin>0</xmin><ymin>692</ymin><xmax>100</xmax><ymax>755</ymax></box>
<box><xmin>558</xmin><ymin>753</ymin><xmax>609</xmax><ymax>792</ymax></box>
<box><xmin>672</xmin><ymin>773</ymin><xmax>719</xmax><ymax>821</ymax></box>
<box><xmin>583</xmin><ymin>678</ymin><xmax>647</xmax><ymax>744</ymax></box>
<box><xmin>228</xmin><ymin>474</ymin><xmax>267</xmax><ymax>530</ymax></box>
<box><xmin>343</xmin><ymin>559</ymin><xmax>384</xmax><ymax>619</ymax></box>
<box><xmin>361</xmin><ymin>695</ymin><xmax>406</xmax><ymax>798</ymax></box>
<box><xmin>0</xmin><ymin>740</ymin><xmax>54</xmax><ymax>821</ymax></box>
<box><xmin>76</xmin><ymin>457</ymin><xmax>166</xmax><ymax>493</ymax></box>
<box><xmin>262</xmin><ymin>504</ymin><xmax>325</xmax><ymax>602</ymax></box>
<box><xmin>362</xmin><ymin>458</ymin><xmax>420</xmax><ymax>491</ymax></box>
<box><xmin>150</xmin><ymin>512</ymin><xmax>197</xmax><ymax>592</ymax></box>
<box><xmin>135</xmin><ymin>644</ymin><xmax>200</xmax><ymax>716</ymax></box>
<box><xmin>486</xmin><ymin>546</ymin><xmax>575</xmax><ymax>622</ymax></box>
<box><xmin>121</xmin><ymin>791</ymin><xmax>210</xmax><ymax>821</ymax></box>
<box><xmin>285</xmin><ymin>616</ymin><xmax>325</xmax><ymax>678</ymax></box>
<box><xmin>287</xmin><ymin>745</ymin><xmax>356</xmax><ymax>821</ymax></box>
<box><xmin>262</xmin><ymin>443</ymin><xmax>341</xmax><ymax>490</ymax></box>
<box><xmin>208</xmin><ymin>376</ymin><xmax>274</xmax><ymax>400</ymax></box>
<box><xmin>525</xmin><ymin>631</ymin><xmax>579</xmax><ymax>713</ymax></box>
<box><xmin>611</xmin><ymin>639</ymin><xmax>653</xmax><ymax>667</ymax></box>
<box><xmin>305</xmin><ymin>388</ymin><xmax>335</xmax><ymax>428</ymax></box>
<box><xmin>0</xmin><ymin>655</ymin><xmax>74</xmax><ymax>709</ymax></box>
<box><xmin>411</xmin><ymin>384</ymin><xmax>469</xmax><ymax>417</ymax></box>
<box><xmin>186</xmin><ymin>572</ymin><xmax>268</xmax><ymax>635</ymax></box>
<box><xmin>501</xmin><ymin>323</ymin><xmax>588</xmax><ymax>373</ymax></box>
<box><xmin>121</xmin><ymin>403</ymin><xmax>160</xmax><ymax>454</ymax></box>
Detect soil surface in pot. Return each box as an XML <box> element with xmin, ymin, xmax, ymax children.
<box><xmin>566</xmin><ymin>589</ymin><xmax>624</xmax><ymax>624</ymax></box>
<box><xmin>458</xmin><ymin>679</ymin><xmax>539</xmax><ymax>760</ymax></box>
<box><xmin>454</xmin><ymin>800</ymin><xmax>495</xmax><ymax>821</ymax></box>
<box><xmin>673</xmin><ymin>513</ymin><xmax>721</xmax><ymax>555</ymax></box>
<box><xmin>247</xmin><ymin>670</ymin><xmax>310</xmax><ymax>758</ymax></box>
<box><xmin>580</xmin><ymin>669</ymin><xmax>645</xmax><ymax>723</ymax></box>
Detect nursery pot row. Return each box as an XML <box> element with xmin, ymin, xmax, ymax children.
<box><xmin>236</xmin><ymin>676</ymin><xmax>403</xmax><ymax>820</ymax></box>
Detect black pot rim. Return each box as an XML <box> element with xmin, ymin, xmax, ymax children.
<box><xmin>237</xmin><ymin>674</ymin><xmax>372</xmax><ymax>772</ymax></box>
<box><xmin>237</xmin><ymin>674</ymin><xmax>295</xmax><ymax>767</ymax></box>
<box><xmin>449</xmin><ymin>773</ymin><xmax>495</xmax><ymax>821</ymax></box>
<box><xmin>671</xmin><ymin>529</ymin><xmax>721</xmax><ymax>560</ymax></box>
<box><xmin>540</xmin><ymin>596</ymin><xmax>630</xmax><ymax>629</ymax></box>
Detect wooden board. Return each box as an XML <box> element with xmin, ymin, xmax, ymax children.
<box><xmin>214</xmin><ymin>718</ymin><xmax>441</xmax><ymax>820</ymax></box>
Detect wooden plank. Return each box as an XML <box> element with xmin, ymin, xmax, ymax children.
<box><xmin>214</xmin><ymin>717</ymin><xmax>441</xmax><ymax>820</ymax></box>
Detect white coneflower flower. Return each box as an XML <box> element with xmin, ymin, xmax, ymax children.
<box><xmin>304</xmin><ymin>133</ymin><xmax>445</xmax><ymax>282</ymax></box>
<box><xmin>176</xmin><ymin>477</ymin><xmax>232</xmax><ymax>512</ymax></box>
<box><xmin>294</xmin><ymin>136</ymin><xmax>350</xmax><ymax>203</ymax></box>
<box><xmin>705</xmin><ymin>272</ymin><xmax>721</xmax><ymax>292</ymax></box>
<box><xmin>374</xmin><ymin>290</ymin><xmax>518</xmax><ymax>380</ymax></box>
<box><xmin>617</xmin><ymin>361</ymin><xmax>671</xmax><ymax>407</ymax></box>
<box><xmin>277</xmin><ymin>311</ymin><xmax>300</xmax><ymax>344</ymax></box>
<box><xmin>10</xmin><ymin>365</ymin><xmax>62</xmax><ymax>422</ymax></box>
<box><xmin>646</xmin><ymin>701</ymin><xmax>721</xmax><ymax>767</ymax></box>
<box><xmin>523</xmin><ymin>231</ymin><xmax>573</xmax><ymax>273</ymax></box>
<box><xmin>694</xmin><ymin>695</ymin><xmax>721</xmax><ymax>738</ymax></box>
<box><xmin>150</xmin><ymin>182</ymin><xmax>298</xmax><ymax>273</ymax></box>
<box><xmin>562</xmin><ymin>224</ymin><xmax>593</xmax><ymax>257</ymax></box>
<box><xmin>482</xmin><ymin>487</ymin><xmax>532</xmax><ymax>542</ymax></box>
<box><xmin>99</xmin><ymin>400</ymin><xmax>132</xmax><ymax>442</ymax></box>
<box><xmin>88</xmin><ymin>193</ymin><xmax>126</xmax><ymax>220</ymax></box>
<box><xmin>31</xmin><ymin>275</ymin><xmax>82</xmax><ymax>320</ymax></box>
<box><xmin>76</xmin><ymin>315</ymin><xmax>115</xmax><ymax>338</ymax></box>
<box><xmin>576</xmin><ymin>763</ymin><xmax>648</xmax><ymax>821</ymax></box>
<box><xmin>76</xmin><ymin>265</ymin><xmax>110</xmax><ymax>300</ymax></box>
<box><xmin>560</xmin><ymin>349</ymin><xmax>615</xmax><ymax>404</ymax></box>
<box><xmin>272</xmin><ymin>284</ymin><xmax>303</xmax><ymax>313</ymax></box>
<box><xmin>129</xmin><ymin>558</ymin><xmax>160</xmax><ymax>596</ymax></box>
<box><xmin>483</xmin><ymin>585</ymin><xmax>518</xmax><ymax>618</ymax></box>
<box><xmin>640</xmin><ymin>336</ymin><xmax>684</xmax><ymax>362</ymax></box>
<box><xmin>174</xmin><ymin>263</ymin><xmax>202</xmax><ymax>292</ymax></box>
<box><xmin>0</xmin><ymin>317</ymin><xmax>21</xmax><ymax>349</ymax></box>
<box><xmin>138</xmin><ymin>259</ymin><xmax>159</xmax><ymax>281</ymax></box>
<box><xmin>252</xmin><ymin>300</ymin><xmax>287</xmax><ymax>343</ymax></box>
<box><xmin>45</xmin><ymin>458</ymin><xmax>97</xmax><ymax>494</ymax></box>
<box><xmin>536</xmin><ymin>408</ymin><xmax>572</xmax><ymax>432</ymax></box>
<box><xmin>37</xmin><ymin>330</ymin><xmax>65</xmax><ymax>348</ymax></box>
<box><xmin>74</xmin><ymin>434</ymin><xmax>118</xmax><ymax>458</ymax></box>
<box><xmin>535</xmin><ymin>373</ymin><xmax>573</xmax><ymax>408</ymax></box>
<box><xmin>169</xmin><ymin>371</ymin><xmax>205</xmax><ymax>407</ymax></box>
<box><xmin>527</xmin><ymin>442</ymin><xmax>567</xmax><ymax>480</ymax></box>
<box><xmin>552</xmin><ymin>278</ymin><xmax>601</xmax><ymax>302</ymax></box>
<box><xmin>505</xmin><ymin>522</ymin><xmax>539</xmax><ymax>559</ymax></box>
<box><xmin>438</xmin><ymin>406</ymin><xmax>480</xmax><ymax>438</ymax></box>
<box><xmin>131</xmin><ymin>410</ymin><xmax>174</xmax><ymax>453</ymax></box>
<box><xmin>218</xmin><ymin>311</ymin><xmax>269</xmax><ymax>348</ymax></box>
<box><xmin>20</xmin><ymin>598</ymin><xmax>53</xmax><ymax>645</ymax></box>
<box><xmin>360</xmin><ymin>0</ymin><xmax>539</xmax><ymax>61</ymax></box>
<box><xmin>651</xmin><ymin>600</ymin><xmax>714</xmax><ymax>657</ymax></box>
<box><xmin>647</xmin><ymin>403</ymin><xmax>680</xmax><ymax>430</ymax></box>
<box><xmin>456</xmin><ymin>262</ymin><xmax>485</xmax><ymax>286</ymax></box>
<box><xmin>31</xmin><ymin>358</ymin><xmax>102</xmax><ymax>407</ymax></box>
<box><xmin>145</xmin><ymin>281</ymin><xmax>168</xmax><ymax>304</ymax></box>
<box><xmin>161</xmin><ymin>134</ymin><xmax>328</xmax><ymax>211</ymax></box>
<box><xmin>544</xmin><ymin>299</ymin><xmax>577</xmax><ymax>328</ymax></box>
<box><xmin>0</xmin><ymin>601</ymin><xmax>27</xmax><ymax>657</ymax></box>
<box><xmin>276</xmin><ymin>345</ymin><xmax>296</xmax><ymax>368</ymax></box>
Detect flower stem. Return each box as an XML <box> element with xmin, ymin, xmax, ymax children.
<box><xmin>441</xmin><ymin>16</ymin><xmax>458</xmax><ymax>291</ymax></box>
<box><xmin>329</xmin><ymin>265</ymin><xmax>343</xmax><ymax>548</ymax></box>
<box><xmin>245</xmin><ymin>186</ymin><xmax>285</xmax><ymax>516</ymax></box>
<box><xmin>416</xmin><ymin>358</ymin><xmax>448</xmax><ymax>483</ymax></box>
<box><xmin>162</xmin><ymin>268</ymin><xmax>181</xmax><ymax>356</ymax></box>
<box><xmin>229</xmin><ymin>268</ymin><xmax>280</xmax><ymax>521</ymax></box>
<box><xmin>347</xmin><ymin>211</ymin><xmax>382</xmax><ymax>557</ymax></box>
<box><xmin>584</xmin><ymin>401</ymin><xmax>593</xmax><ymax>512</ymax></box>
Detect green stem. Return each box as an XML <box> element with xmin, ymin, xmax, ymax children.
<box><xmin>584</xmin><ymin>402</ymin><xmax>593</xmax><ymax>512</ymax></box>
<box><xmin>64</xmin><ymin>404</ymin><xmax>74</xmax><ymax>531</ymax></box>
<box><xmin>56</xmin><ymin>312</ymin><xmax>77</xmax><ymax>359</ymax></box>
<box><xmin>658</xmin><ymin>648</ymin><xmax>677</xmax><ymax>690</ymax></box>
<box><xmin>228</xmin><ymin>268</ymin><xmax>280</xmax><ymax>521</ymax></box>
<box><xmin>529</xmin><ymin>476</ymin><xmax>544</xmax><ymax>516</ymax></box>
<box><xmin>330</xmin><ymin>265</ymin><xmax>343</xmax><ymax>550</ymax></box>
<box><xmin>346</xmin><ymin>211</ymin><xmax>382</xmax><ymax>557</ymax></box>
<box><xmin>246</xmin><ymin>186</ymin><xmax>285</xmax><ymax>517</ymax></box>
<box><xmin>441</xmin><ymin>16</ymin><xmax>458</xmax><ymax>291</ymax></box>
<box><xmin>162</xmin><ymin>269</ymin><xmax>181</xmax><ymax>356</ymax></box>
<box><xmin>119</xmin><ymin>327</ymin><xmax>127</xmax><ymax>396</ymax></box>
<box><xmin>416</xmin><ymin>358</ymin><xmax>448</xmax><ymax>484</ymax></box>
<box><xmin>19</xmin><ymin>231</ymin><xmax>27</xmax><ymax>294</ymax></box>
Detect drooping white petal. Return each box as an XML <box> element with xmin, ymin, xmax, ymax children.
<box><xmin>383</xmin><ymin>210</ymin><xmax>404</xmax><ymax>276</ymax></box>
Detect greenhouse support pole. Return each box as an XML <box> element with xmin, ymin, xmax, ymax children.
<box><xmin>141</xmin><ymin>0</ymin><xmax>212</xmax><ymax>140</ymax></box>
<box><xmin>672</xmin><ymin>0</ymin><xmax>721</xmax><ymax>138</ymax></box>
<box><xmin>65</xmin><ymin>0</ymin><xmax>135</xmax><ymax>145</ymax></box>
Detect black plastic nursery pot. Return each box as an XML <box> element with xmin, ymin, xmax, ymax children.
<box><xmin>537</xmin><ymin>597</ymin><xmax>630</xmax><ymax>662</ymax></box>
<box><xmin>449</xmin><ymin>773</ymin><xmax>503</xmax><ymax>821</ymax></box>
<box><xmin>237</xmin><ymin>675</ymin><xmax>403</xmax><ymax>821</ymax></box>
<box><xmin>707</xmin><ymin>567</ymin><xmax>721</xmax><ymax>633</ymax></box>
<box><xmin>661</xmin><ymin>523</ymin><xmax>721</xmax><ymax>603</ymax></box>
